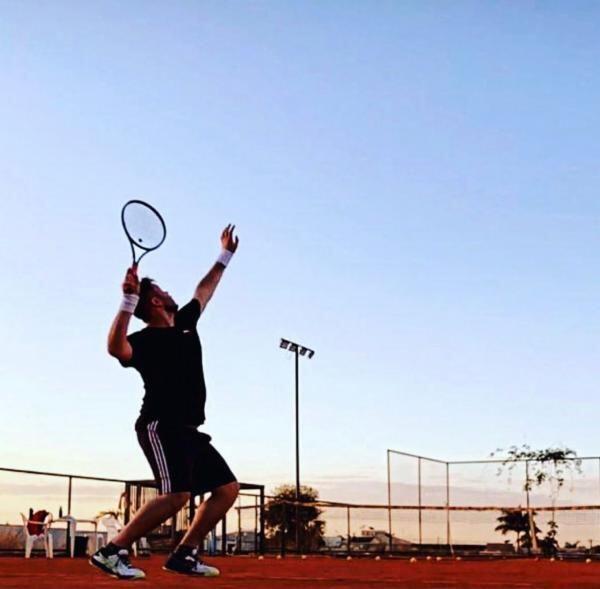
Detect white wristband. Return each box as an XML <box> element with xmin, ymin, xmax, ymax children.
<box><xmin>217</xmin><ymin>249</ymin><xmax>233</xmax><ymax>267</ymax></box>
<box><xmin>120</xmin><ymin>293</ymin><xmax>140</xmax><ymax>314</ymax></box>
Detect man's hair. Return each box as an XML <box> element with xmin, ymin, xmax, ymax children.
<box><xmin>134</xmin><ymin>278</ymin><xmax>156</xmax><ymax>322</ymax></box>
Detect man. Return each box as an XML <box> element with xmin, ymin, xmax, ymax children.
<box><xmin>90</xmin><ymin>224</ymin><xmax>240</xmax><ymax>580</ymax></box>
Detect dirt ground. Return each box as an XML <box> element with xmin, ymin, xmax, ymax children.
<box><xmin>1</xmin><ymin>555</ymin><xmax>600</xmax><ymax>588</ymax></box>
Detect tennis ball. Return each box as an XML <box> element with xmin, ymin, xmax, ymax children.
<box><xmin>374</xmin><ymin>556</ymin><xmax>381</xmax><ymax>561</ymax></box>
<box><xmin>301</xmin><ymin>555</ymin><xmax>307</xmax><ymax>560</ymax></box>
<box><xmin>409</xmin><ymin>557</ymin><xmax>417</xmax><ymax>563</ymax></box>
<box><xmin>426</xmin><ymin>556</ymin><xmax>432</xmax><ymax>561</ymax></box>
<box><xmin>436</xmin><ymin>556</ymin><xmax>442</xmax><ymax>561</ymax></box>
<box><xmin>586</xmin><ymin>558</ymin><xmax>592</xmax><ymax>564</ymax></box>
<box><xmin>257</xmin><ymin>555</ymin><xmax>264</xmax><ymax>560</ymax></box>
<box><xmin>455</xmin><ymin>556</ymin><xmax>462</xmax><ymax>561</ymax></box>
<box><xmin>346</xmin><ymin>556</ymin><xmax>352</xmax><ymax>561</ymax></box>
<box><xmin>550</xmin><ymin>557</ymin><xmax>555</xmax><ymax>562</ymax></box>
<box><xmin>276</xmin><ymin>555</ymin><xmax>282</xmax><ymax>560</ymax></box>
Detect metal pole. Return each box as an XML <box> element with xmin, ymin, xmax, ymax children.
<box><xmin>281</xmin><ymin>502</ymin><xmax>287</xmax><ymax>558</ymax></box>
<box><xmin>67</xmin><ymin>476</ymin><xmax>73</xmax><ymax>515</ymax></box>
<box><xmin>221</xmin><ymin>515</ymin><xmax>227</xmax><ymax>555</ymax></box>
<box><xmin>237</xmin><ymin>496</ymin><xmax>242</xmax><ymax>554</ymax></box>
<box><xmin>66</xmin><ymin>476</ymin><xmax>73</xmax><ymax>557</ymax></box>
<box><xmin>387</xmin><ymin>450</ymin><xmax>393</xmax><ymax>554</ymax></box>
<box><xmin>259</xmin><ymin>487</ymin><xmax>265</xmax><ymax>555</ymax></box>
<box><xmin>418</xmin><ymin>457</ymin><xmax>422</xmax><ymax>545</ymax></box>
<box><xmin>124</xmin><ymin>483</ymin><xmax>131</xmax><ymax>525</ymax></box>
<box><xmin>347</xmin><ymin>506</ymin><xmax>351</xmax><ymax>557</ymax></box>
<box><xmin>295</xmin><ymin>347</ymin><xmax>301</xmax><ymax>554</ymax></box>
<box><xmin>446</xmin><ymin>462</ymin><xmax>451</xmax><ymax>553</ymax></box>
<box><xmin>254</xmin><ymin>495</ymin><xmax>258</xmax><ymax>555</ymax></box>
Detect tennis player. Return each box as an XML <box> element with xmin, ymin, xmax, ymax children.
<box><xmin>90</xmin><ymin>224</ymin><xmax>240</xmax><ymax>579</ymax></box>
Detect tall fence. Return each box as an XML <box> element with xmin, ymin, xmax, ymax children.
<box><xmin>0</xmin><ymin>467</ymin><xmax>264</xmax><ymax>555</ymax></box>
<box><xmin>387</xmin><ymin>450</ymin><xmax>600</xmax><ymax>552</ymax></box>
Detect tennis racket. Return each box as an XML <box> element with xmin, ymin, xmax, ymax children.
<box><xmin>121</xmin><ymin>200</ymin><xmax>167</xmax><ymax>268</ymax></box>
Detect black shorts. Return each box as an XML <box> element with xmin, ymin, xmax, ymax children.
<box><xmin>137</xmin><ymin>420</ymin><xmax>237</xmax><ymax>495</ymax></box>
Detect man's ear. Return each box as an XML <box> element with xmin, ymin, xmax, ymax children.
<box><xmin>150</xmin><ymin>295</ymin><xmax>163</xmax><ymax>308</ymax></box>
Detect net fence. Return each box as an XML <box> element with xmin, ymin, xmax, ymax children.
<box><xmin>0</xmin><ymin>468</ymin><xmax>264</xmax><ymax>555</ymax></box>
<box><xmin>388</xmin><ymin>450</ymin><xmax>600</xmax><ymax>553</ymax></box>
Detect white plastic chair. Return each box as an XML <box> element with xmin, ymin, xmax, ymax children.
<box><xmin>97</xmin><ymin>515</ymin><xmax>149</xmax><ymax>556</ymax></box>
<box><xmin>99</xmin><ymin>515</ymin><xmax>122</xmax><ymax>544</ymax></box>
<box><xmin>62</xmin><ymin>515</ymin><xmax>77</xmax><ymax>558</ymax></box>
<box><xmin>21</xmin><ymin>512</ymin><xmax>53</xmax><ymax>558</ymax></box>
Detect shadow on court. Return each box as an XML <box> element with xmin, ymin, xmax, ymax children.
<box><xmin>1</xmin><ymin>555</ymin><xmax>600</xmax><ymax>588</ymax></box>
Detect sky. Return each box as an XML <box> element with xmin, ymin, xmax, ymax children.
<box><xmin>2</xmin><ymin>1</ymin><xmax>600</xmax><ymax>510</ymax></box>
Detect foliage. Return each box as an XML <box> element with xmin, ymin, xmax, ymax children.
<box><xmin>495</xmin><ymin>508</ymin><xmax>540</xmax><ymax>553</ymax></box>
<box><xmin>94</xmin><ymin>510</ymin><xmax>120</xmax><ymax>520</ymax></box>
<box><xmin>491</xmin><ymin>445</ymin><xmax>582</xmax><ymax>495</ymax></box>
<box><xmin>538</xmin><ymin>520</ymin><xmax>559</xmax><ymax>557</ymax></box>
<box><xmin>264</xmin><ymin>485</ymin><xmax>325</xmax><ymax>551</ymax></box>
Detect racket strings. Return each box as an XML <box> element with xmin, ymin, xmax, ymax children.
<box><xmin>123</xmin><ymin>202</ymin><xmax>166</xmax><ymax>250</ymax></box>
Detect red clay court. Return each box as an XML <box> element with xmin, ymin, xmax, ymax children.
<box><xmin>2</xmin><ymin>556</ymin><xmax>600</xmax><ymax>589</ymax></box>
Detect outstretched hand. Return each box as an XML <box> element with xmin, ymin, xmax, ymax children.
<box><xmin>221</xmin><ymin>224</ymin><xmax>239</xmax><ymax>253</ymax></box>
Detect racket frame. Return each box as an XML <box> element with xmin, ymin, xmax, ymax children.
<box><xmin>121</xmin><ymin>199</ymin><xmax>167</xmax><ymax>268</ymax></box>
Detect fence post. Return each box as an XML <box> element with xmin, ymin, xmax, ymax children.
<box><xmin>387</xmin><ymin>450</ymin><xmax>393</xmax><ymax>554</ymax></box>
<box><xmin>446</xmin><ymin>462</ymin><xmax>451</xmax><ymax>553</ymax></box>
<box><xmin>418</xmin><ymin>457</ymin><xmax>422</xmax><ymax>546</ymax></box>
<box><xmin>254</xmin><ymin>495</ymin><xmax>258</xmax><ymax>554</ymax></box>
<box><xmin>123</xmin><ymin>483</ymin><xmax>131</xmax><ymax>525</ymax></box>
<box><xmin>259</xmin><ymin>487</ymin><xmax>265</xmax><ymax>555</ymax></box>
<box><xmin>346</xmin><ymin>506</ymin><xmax>351</xmax><ymax>557</ymax></box>
<box><xmin>221</xmin><ymin>515</ymin><xmax>227</xmax><ymax>555</ymax></box>
<box><xmin>67</xmin><ymin>476</ymin><xmax>73</xmax><ymax>515</ymax></box>
<box><xmin>237</xmin><ymin>496</ymin><xmax>242</xmax><ymax>554</ymax></box>
<box><xmin>280</xmin><ymin>502</ymin><xmax>287</xmax><ymax>558</ymax></box>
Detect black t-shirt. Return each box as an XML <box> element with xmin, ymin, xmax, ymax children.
<box><xmin>121</xmin><ymin>299</ymin><xmax>207</xmax><ymax>427</ymax></box>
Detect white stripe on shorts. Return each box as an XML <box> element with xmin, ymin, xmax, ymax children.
<box><xmin>147</xmin><ymin>421</ymin><xmax>171</xmax><ymax>493</ymax></box>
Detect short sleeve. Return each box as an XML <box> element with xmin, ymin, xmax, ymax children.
<box><xmin>175</xmin><ymin>299</ymin><xmax>202</xmax><ymax>330</ymax></box>
<box><xmin>119</xmin><ymin>331</ymin><xmax>144</xmax><ymax>368</ymax></box>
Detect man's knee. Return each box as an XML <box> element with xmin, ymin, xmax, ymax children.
<box><xmin>165</xmin><ymin>491</ymin><xmax>191</xmax><ymax>509</ymax></box>
<box><xmin>213</xmin><ymin>481</ymin><xmax>239</xmax><ymax>503</ymax></box>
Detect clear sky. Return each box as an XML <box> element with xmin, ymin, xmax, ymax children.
<box><xmin>2</xmin><ymin>1</ymin><xmax>600</xmax><ymax>505</ymax></box>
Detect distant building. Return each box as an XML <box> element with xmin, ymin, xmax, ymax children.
<box><xmin>320</xmin><ymin>527</ymin><xmax>411</xmax><ymax>553</ymax></box>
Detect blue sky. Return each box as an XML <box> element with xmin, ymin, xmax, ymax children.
<box><xmin>2</xmin><ymin>1</ymin><xmax>600</xmax><ymax>503</ymax></box>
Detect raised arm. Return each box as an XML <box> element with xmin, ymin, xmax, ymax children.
<box><xmin>107</xmin><ymin>267</ymin><xmax>139</xmax><ymax>362</ymax></box>
<box><xmin>194</xmin><ymin>224</ymin><xmax>239</xmax><ymax>311</ymax></box>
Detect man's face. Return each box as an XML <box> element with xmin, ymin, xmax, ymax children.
<box><xmin>151</xmin><ymin>283</ymin><xmax>178</xmax><ymax>314</ymax></box>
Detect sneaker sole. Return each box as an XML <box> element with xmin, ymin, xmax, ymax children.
<box><xmin>162</xmin><ymin>565</ymin><xmax>219</xmax><ymax>577</ymax></box>
<box><xmin>89</xmin><ymin>556</ymin><xmax>146</xmax><ymax>580</ymax></box>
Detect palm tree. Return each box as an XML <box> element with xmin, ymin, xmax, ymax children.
<box><xmin>495</xmin><ymin>509</ymin><xmax>538</xmax><ymax>552</ymax></box>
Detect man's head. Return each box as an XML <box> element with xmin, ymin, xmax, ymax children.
<box><xmin>134</xmin><ymin>278</ymin><xmax>178</xmax><ymax>322</ymax></box>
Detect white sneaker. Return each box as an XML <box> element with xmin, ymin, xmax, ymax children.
<box><xmin>90</xmin><ymin>547</ymin><xmax>146</xmax><ymax>580</ymax></box>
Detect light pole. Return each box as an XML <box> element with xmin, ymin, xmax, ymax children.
<box><xmin>279</xmin><ymin>337</ymin><xmax>314</xmax><ymax>553</ymax></box>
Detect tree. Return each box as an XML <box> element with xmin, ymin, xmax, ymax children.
<box><xmin>495</xmin><ymin>509</ymin><xmax>539</xmax><ymax>552</ymax></box>
<box><xmin>492</xmin><ymin>445</ymin><xmax>582</xmax><ymax>496</ymax></box>
<box><xmin>492</xmin><ymin>445</ymin><xmax>582</xmax><ymax>552</ymax></box>
<box><xmin>264</xmin><ymin>485</ymin><xmax>325</xmax><ymax>552</ymax></box>
<box><xmin>538</xmin><ymin>520</ymin><xmax>559</xmax><ymax>557</ymax></box>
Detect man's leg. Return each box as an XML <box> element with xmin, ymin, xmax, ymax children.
<box><xmin>112</xmin><ymin>491</ymin><xmax>190</xmax><ymax>548</ymax></box>
<box><xmin>163</xmin><ymin>482</ymin><xmax>238</xmax><ymax>577</ymax></box>
<box><xmin>178</xmin><ymin>482</ymin><xmax>239</xmax><ymax>547</ymax></box>
<box><xmin>90</xmin><ymin>492</ymin><xmax>189</xmax><ymax>580</ymax></box>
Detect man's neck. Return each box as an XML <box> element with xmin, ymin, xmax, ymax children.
<box><xmin>147</xmin><ymin>312</ymin><xmax>175</xmax><ymax>328</ymax></box>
